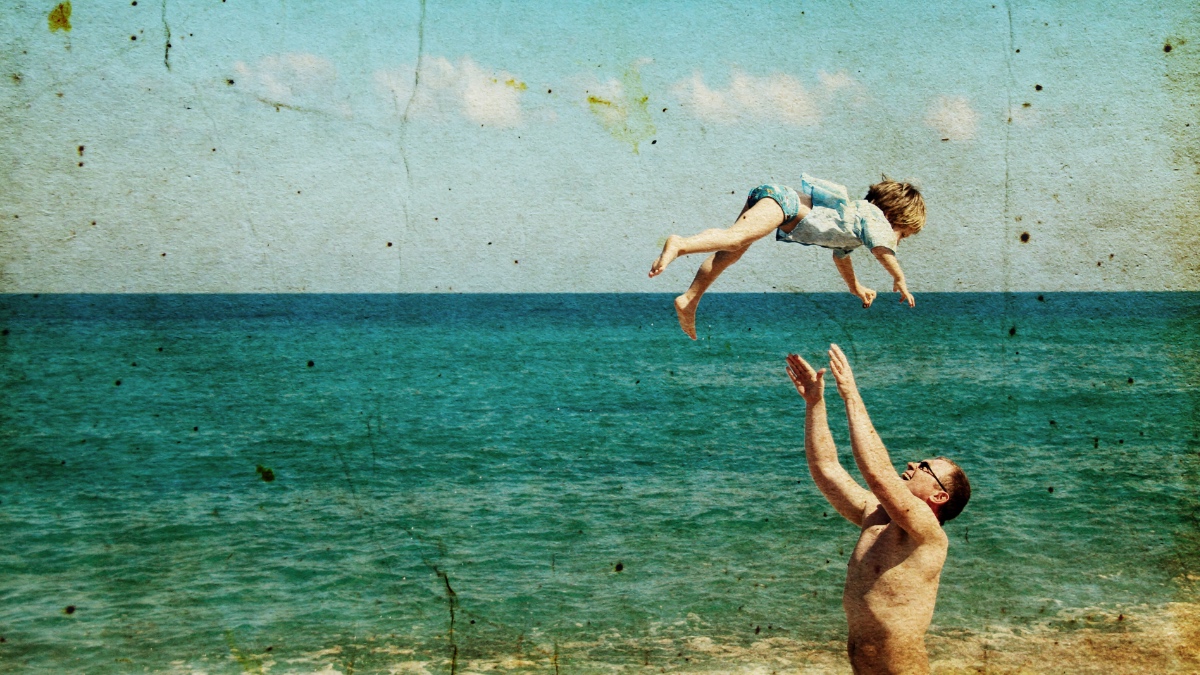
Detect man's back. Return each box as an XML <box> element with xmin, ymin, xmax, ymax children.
<box><xmin>843</xmin><ymin>501</ymin><xmax>948</xmax><ymax>675</ymax></box>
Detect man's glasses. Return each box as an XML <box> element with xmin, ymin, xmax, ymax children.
<box><xmin>919</xmin><ymin>461</ymin><xmax>948</xmax><ymax>493</ymax></box>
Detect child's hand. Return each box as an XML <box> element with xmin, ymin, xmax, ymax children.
<box><xmin>827</xmin><ymin>343</ymin><xmax>860</xmax><ymax>401</ymax></box>
<box><xmin>855</xmin><ymin>285</ymin><xmax>877</xmax><ymax>309</ymax></box>
<box><xmin>893</xmin><ymin>280</ymin><xmax>915</xmax><ymax>307</ymax></box>
<box><xmin>786</xmin><ymin>354</ymin><xmax>825</xmax><ymax>405</ymax></box>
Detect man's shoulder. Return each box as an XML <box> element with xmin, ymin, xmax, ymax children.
<box><xmin>915</xmin><ymin>527</ymin><xmax>950</xmax><ymax>554</ymax></box>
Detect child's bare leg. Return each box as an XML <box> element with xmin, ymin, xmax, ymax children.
<box><xmin>649</xmin><ymin>198</ymin><xmax>786</xmax><ymax>277</ymax></box>
<box><xmin>674</xmin><ymin>245</ymin><xmax>750</xmax><ymax>339</ymax></box>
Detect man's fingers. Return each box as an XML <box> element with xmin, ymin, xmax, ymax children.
<box><xmin>787</xmin><ymin>364</ymin><xmax>819</xmax><ymax>400</ymax></box>
<box><xmin>788</xmin><ymin>366</ymin><xmax>812</xmax><ymax>388</ymax></box>
<box><xmin>788</xmin><ymin>354</ymin><xmax>816</xmax><ymax>377</ymax></box>
<box><xmin>786</xmin><ymin>364</ymin><xmax>808</xmax><ymax>388</ymax></box>
<box><xmin>827</xmin><ymin>344</ymin><xmax>852</xmax><ymax>381</ymax></box>
<box><xmin>826</xmin><ymin>357</ymin><xmax>843</xmax><ymax>380</ymax></box>
<box><xmin>829</xmin><ymin>343</ymin><xmax>847</xmax><ymax>362</ymax></box>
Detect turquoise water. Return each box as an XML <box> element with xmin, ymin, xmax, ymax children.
<box><xmin>1</xmin><ymin>293</ymin><xmax>1197</xmax><ymax>673</ymax></box>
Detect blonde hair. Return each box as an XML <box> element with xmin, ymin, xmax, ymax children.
<box><xmin>865</xmin><ymin>177</ymin><xmax>925</xmax><ymax>235</ymax></box>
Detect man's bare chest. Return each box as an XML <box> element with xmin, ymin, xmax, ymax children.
<box><xmin>847</xmin><ymin>523</ymin><xmax>945</xmax><ymax>590</ymax></box>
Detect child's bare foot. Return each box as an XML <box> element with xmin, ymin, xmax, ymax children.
<box><xmin>649</xmin><ymin>235</ymin><xmax>683</xmax><ymax>278</ymax></box>
<box><xmin>674</xmin><ymin>294</ymin><xmax>698</xmax><ymax>340</ymax></box>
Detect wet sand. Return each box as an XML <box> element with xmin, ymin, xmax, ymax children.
<box><xmin>363</xmin><ymin>602</ymin><xmax>1200</xmax><ymax>675</ymax></box>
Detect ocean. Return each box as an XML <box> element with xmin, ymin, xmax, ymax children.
<box><xmin>1</xmin><ymin>293</ymin><xmax>1197</xmax><ymax>674</ymax></box>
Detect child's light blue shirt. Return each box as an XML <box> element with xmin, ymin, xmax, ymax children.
<box><xmin>776</xmin><ymin>174</ymin><xmax>898</xmax><ymax>259</ymax></box>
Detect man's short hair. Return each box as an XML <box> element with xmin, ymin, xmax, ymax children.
<box><xmin>934</xmin><ymin>457</ymin><xmax>971</xmax><ymax>523</ymax></box>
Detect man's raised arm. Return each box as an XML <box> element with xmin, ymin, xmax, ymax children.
<box><xmin>786</xmin><ymin>354</ymin><xmax>871</xmax><ymax>526</ymax></box>
<box><xmin>825</xmin><ymin>345</ymin><xmax>943</xmax><ymax>541</ymax></box>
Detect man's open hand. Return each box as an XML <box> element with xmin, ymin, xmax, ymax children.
<box><xmin>786</xmin><ymin>353</ymin><xmax>826</xmax><ymax>405</ymax></box>
<box><xmin>827</xmin><ymin>344</ymin><xmax>860</xmax><ymax>400</ymax></box>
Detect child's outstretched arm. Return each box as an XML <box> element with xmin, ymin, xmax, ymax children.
<box><xmin>832</xmin><ymin>254</ymin><xmax>877</xmax><ymax>308</ymax></box>
<box><xmin>871</xmin><ymin>247</ymin><xmax>915</xmax><ymax>307</ymax></box>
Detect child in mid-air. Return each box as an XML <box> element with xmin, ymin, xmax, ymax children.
<box><xmin>649</xmin><ymin>175</ymin><xmax>925</xmax><ymax>339</ymax></box>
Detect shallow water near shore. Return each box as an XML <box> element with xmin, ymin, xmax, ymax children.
<box><xmin>1</xmin><ymin>293</ymin><xmax>1198</xmax><ymax>673</ymax></box>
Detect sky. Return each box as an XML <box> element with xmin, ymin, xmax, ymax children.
<box><xmin>0</xmin><ymin>0</ymin><xmax>1197</xmax><ymax>293</ymax></box>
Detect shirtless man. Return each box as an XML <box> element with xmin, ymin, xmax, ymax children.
<box><xmin>785</xmin><ymin>345</ymin><xmax>971</xmax><ymax>675</ymax></box>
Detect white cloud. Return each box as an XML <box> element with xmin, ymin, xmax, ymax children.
<box><xmin>925</xmin><ymin>96</ymin><xmax>979</xmax><ymax>141</ymax></box>
<box><xmin>375</xmin><ymin>56</ymin><xmax>525</xmax><ymax>128</ymax></box>
<box><xmin>234</xmin><ymin>53</ymin><xmax>347</xmax><ymax>114</ymax></box>
<box><xmin>459</xmin><ymin>59</ymin><xmax>523</xmax><ymax>127</ymax></box>
<box><xmin>671</xmin><ymin>69</ymin><xmax>861</xmax><ymax>126</ymax></box>
<box><xmin>817</xmin><ymin>70</ymin><xmax>856</xmax><ymax>92</ymax></box>
<box><xmin>672</xmin><ymin>72</ymin><xmax>735</xmax><ymax>122</ymax></box>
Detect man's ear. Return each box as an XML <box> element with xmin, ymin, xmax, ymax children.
<box><xmin>930</xmin><ymin>490</ymin><xmax>950</xmax><ymax>506</ymax></box>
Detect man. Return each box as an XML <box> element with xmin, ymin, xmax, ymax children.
<box><xmin>785</xmin><ymin>345</ymin><xmax>971</xmax><ymax>675</ymax></box>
